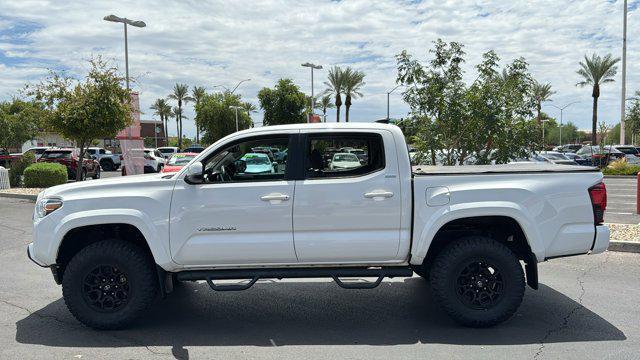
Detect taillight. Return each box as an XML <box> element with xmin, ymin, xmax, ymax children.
<box><xmin>588</xmin><ymin>182</ymin><xmax>607</xmax><ymax>225</ymax></box>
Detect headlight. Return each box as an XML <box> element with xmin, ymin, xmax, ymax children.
<box><xmin>35</xmin><ymin>198</ymin><xmax>63</xmax><ymax>218</ymax></box>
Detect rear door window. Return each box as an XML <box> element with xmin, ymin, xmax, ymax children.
<box><xmin>304</xmin><ymin>133</ymin><xmax>385</xmax><ymax>179</ymax></box>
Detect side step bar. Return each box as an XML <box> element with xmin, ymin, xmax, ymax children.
<box><xmin>175</xmin><ymin>266</ymin><xmax>414</xmax><ymax>291</ymax></box>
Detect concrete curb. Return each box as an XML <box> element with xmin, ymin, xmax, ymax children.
<box><xmin>0</xmin><ymin>193</ymin><xmax>37</xmax><ymax>201</ymax></box>
<box><xmin>608</xmin><ymin>240</ymin><xmax>640</xmax><ymax>253</ymax></box>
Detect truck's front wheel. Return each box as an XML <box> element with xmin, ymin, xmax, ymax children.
<box><xmin>430</xmin><ymin>236</ymin><xmax>525</xmax><ymax>327</ymax></box>
<box><xmin>61</xmin><ymin>240</ymin><xmax>157</xmax><ymax>329</ymax></box>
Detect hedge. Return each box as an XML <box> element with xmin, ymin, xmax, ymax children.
<box><xmin>23</xmin><ymin>162</ymin><xmax>68</xmax><ymax>188</ymax></box>
<box><xmin>8</xmin><ymin>152</ymin><xmax>36</xmax><ymax>187</ymax></box>
<box><xmin>602</xmin><ymin>158</ymin><xmax>640</xmax><ymax>176</ymax></box>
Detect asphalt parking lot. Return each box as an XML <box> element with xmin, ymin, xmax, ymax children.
<box><xmin>603</xmin><ymin>176</ymin><xmax>640</xmax><ymax>224</ymax></box>
<box><xmin>1</xmin><ymin>197</ymin><xmax>639</xmax><ymax>359</ymax></box>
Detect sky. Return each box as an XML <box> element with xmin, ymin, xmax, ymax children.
<box><xmin>1</xmin><ymin>0</ymin><xmax>639</xmax><ymax>138</ymax></box>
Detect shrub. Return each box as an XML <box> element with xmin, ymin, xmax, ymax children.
<box><xmin>8</xmin><ymin>152</ymin><xmax>36</xmax><ymax>186</ymax></box>
<box><xmin>602</xmin><ymin>158</ymin><xmax>640</xmax><ymax>176</ymax></box>
<box><xmin>23</xmin><ymin>162</ymin><xmax>68</xmax><ymax>188</ymax></box>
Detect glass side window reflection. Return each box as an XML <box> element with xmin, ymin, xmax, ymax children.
<box><xmin>202</xmin><ymin>137</ymin><xmax>288</xmax><ymax>183</ymax></box>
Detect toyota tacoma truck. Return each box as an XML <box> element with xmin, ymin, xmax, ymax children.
<box><xmin>27</xmin><ymin>123</ymin><xmax>609</xmax><ymax>329</ymax></box>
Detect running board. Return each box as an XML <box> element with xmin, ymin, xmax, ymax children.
<box><xmin>175</xmin><ymin>266</ymin><xmax>413</xmax><ymax>291</ymax></box>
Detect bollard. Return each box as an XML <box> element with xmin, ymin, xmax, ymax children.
<box><xmin>637</xmin><ymin>172</ymin><xmax>640</xmax><ymax>214</ymax></box>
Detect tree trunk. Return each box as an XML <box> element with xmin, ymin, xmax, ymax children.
<box><xmin>345</xmin><ymin>94</ymin><xmax>351</xmax><ymax>122</ymax></box>
<box><xmin>335</xmin><ymin>94</ymin><xmax>342</xmax><ymax>122</ymax></box>
<box><xmin>176</xmin><ymin>117</ymin><xmax>180</xmax><ymax>147</ymax></box>
<box><xmin>76</xmin><ymin>141</ymin><xmax>86</xmax><ymax>182</ymax></box>
<box><xmin>592</xmin><ymin>95</ymin><xmax>598</xmax><ymax>145</ymax></box>
<box><xmin>536</xmin><ymin>104</ymin><xmax>541</xmax><ymax>125</ymax></box>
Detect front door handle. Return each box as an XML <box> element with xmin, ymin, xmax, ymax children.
<box><xmin>364</xmin><ymin>191</ymin><xmax>394</xmax><ymax>200</ymax></box>
<box><xmin>260</xmin><ymin>193</ymin><xmax>290</xmax><ymax>203</ymax></box>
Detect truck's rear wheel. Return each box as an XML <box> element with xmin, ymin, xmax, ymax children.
<box><xmin>430</xmin><ymin>236</ymin><xmax>524</xmax><ymax>327</ymax></box>
<box><xmin>61</xmin><ymin>240</ymin><xmax>157</xmax><ymax>329</ymax></box>
<box><xmin>101</xmin><ymin>160</ymin><xmax>113</xmax><ymax>171</ymax></box>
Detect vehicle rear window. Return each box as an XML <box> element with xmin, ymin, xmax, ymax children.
<box><xmin>42</xmin><ymin>151</ymin><xmax>72</xmax><ymax>159</ymax></box>
<box><xmin>159</xmin><ymin>148</ymin><xmax>175</xmax><ymax>153</ymax></box>
<box><xmin>616</xmin><ymin>147</ymin><xmax>638</xmax><ymax>155</ymax></box>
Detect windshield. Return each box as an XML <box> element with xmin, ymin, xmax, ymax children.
<box><xmin>542</xmin><ymin>153</ymin><xmax>568</xmax><ymax>160</ymax></box>
<box><xmin>616</xmin><ymin>147</ymin><xmax>638</xmax><ymax>155</ymax></box>
<box><xmin>243</xmin><ymin>154</ymin><xmax>270</xmax><ymax>165</ymax></box>
<box><xmin>42</xmin><ymin>151</ymin><xmax>72</xmax><ymax>159</ymax></box>
<box><xmin>334</xmin><ymin>154</ymin><xmax>359</xmax><ymax>162</ymax></box>
<box><xmin>168</xmin><ymin>155</ymin><xmax>195</xmax><ymax>165</ymax></box>
<box><xmin>158</xmin><ymin>148</ymin><xmax>175</xmax><ymax>153</ymax></box>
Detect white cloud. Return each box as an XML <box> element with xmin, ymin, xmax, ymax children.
<box><xmin>0</xmin><ymin>0</ymin><xmax>638</xmax><ymax>137</ymax></box>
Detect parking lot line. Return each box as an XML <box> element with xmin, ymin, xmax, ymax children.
<box><xmin>606</xmin><ymin>212</ymin><xmax>634</xmax><ymax>215</ymax></box>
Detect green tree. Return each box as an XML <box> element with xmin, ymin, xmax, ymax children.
<box><xmin>532</xmin><ymin>81</ymin><xmax>555</xmax><ymax>125</ymax></box>
<box><xmin>29</xmin><ymin>57</ymin><xmax>132</xmax><ymax>180</ymax></box>
<box><xmin>257</xmin><ymin>79</ymin><xmax>307</xmax><ymax>126</ymax></box>
<box><xmin>342</xmin><ymin>67</ymin><xmax>366</xmax><ymax>123</ymax></box>
<box><xmin>324</xmin><ymin>66</ymin><xmax>344</xmax><ymax>122</ymax></box>
<box><xmin>626</xmin><ymin>90</ymin><xmax>640</xmax><ymax>143</ymax></box>
<box><xmin>191</xmin><ymin>86</ymin><xmax>206</xmax><ymax>143</ymax></box>
<box><xmin>150</xmin><ymin>98</ymin><xmax>172</xmax><ymax>141</ymax></box>
<box><xmin>577</xmin><ymin>53</ymin><xmax>620</xmax><ymax>145</ymax></box>
<box><xmin>242</xmin><ymin>102</ymin><xmax>257</xmax><ymax>127</ymax></box>
<box><xmin>198</xmin><ymin>92</ymin><xmax>252</xmax><ymax>144</ymax></box>
<box><xmin>315</xmin><ymin>94</ymin><xmax>335</xmax><ymax>122</ymax></box>
<box><xmin>0</xmin><ymin>99</ymin><xmax>44</xmax><ymax>152</ymax></box>
<box><xmin>168</xmin><ymin>83</ymin><xmax>193</xmax><ymax>148</ymax></box>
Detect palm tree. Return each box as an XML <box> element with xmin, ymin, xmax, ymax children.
<box><xmin>150</xmin><ymin>98</ymin><xmax>172</xmax><ymax>143</ymax></box>
<box><xmin>168</xmin><ymin>83</ymin><xmax>194</xmax><ymax>148</ymax></box>
<box><xmin>324</xmin><ymin>66</ymin><xmax>344</xmax><ymax>122</ymax></box>
<box><xmin>315</xmin><ymin>94</ymin><xmax>335</xmax><ymax>122</ymax></box>
<box><xmin>191</xmin><ymin>86</ymin><xmax>206</xmax><ymax>144</ymax></box>
<box><xmin>242</xmin><ymin>102</ymin><xmax>257</xmax><ymax>127</ymax></box>
<box><xmin>342</xmin><ymin>67</ymin><xmax>366</xmax><ymax>122</ymax></box>
<box><xmin>577</xmin><ymin>53</ymin><xmax>620</xmax><ymax>145</ymax></box>
<box><xmin>172</xmin><ymin>106</ymin><xmax>188</xmax><ymax>145</ymax></box>
<box><xmin>532</xmin><ymin>81</ymin><xmax>555</xmax><ymax>125</ymax></box>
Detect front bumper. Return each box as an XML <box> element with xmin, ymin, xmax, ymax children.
<box><xmin>591</xmin><ymin>225</ymin><xmax>610</xmax><ymax>254</ymax></box>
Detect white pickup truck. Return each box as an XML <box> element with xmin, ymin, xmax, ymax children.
<box><xmin>27</xmin><ymin>123</ymin><xmax>609</xmax><ymax>330</ymax></box>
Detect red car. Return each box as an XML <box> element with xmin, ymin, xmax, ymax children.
<box><xmin>38</xmin><ymin>148</ymin><xmax>100</xmax><ymax>180</ymax></box>
<box><xmin>161</xmin><ymin>152</ymin><xmax>198</xmax><ymax>173</ymax></box>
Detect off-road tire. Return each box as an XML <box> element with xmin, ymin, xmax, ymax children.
<box><xmin>62</xmin><ymin>240</ymin><xmax>157</xmax><ymax>330</ymax></box>
<box><xmin>411</xmin><ymin>264</ymin><xmax>430</xmax><ymax>280</ymax></box>
<box><xmin>430</xmin><ymin>236</ymin><xmax>525</xmax><ymax>327</ymax></box>
<box><xmin>101</xmin><ymin>160</ymin><xmax>114</xmax><ymax>171</ymax></box>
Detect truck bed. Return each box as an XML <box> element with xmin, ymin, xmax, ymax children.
<box><xmin>412</xmin><ymin>163</ymin><xmax>599</xmax><ymax>175</ymax></box>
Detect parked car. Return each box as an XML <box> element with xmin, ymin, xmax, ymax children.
<box><xmin>157</xmin><ymin>146</ymin><xmax>179</xmax><ymax>159</ymax></box>
<box><xmin>251</xmin><ymin>147</ymin><xmax>276</xmax><ymax>162</ymax></box>
<box><xmin>38</xmin><ymin>148</ymin><xmax>100</xmax><ymax>180</ymax></box>
<box><xmin>330</xmin><ymin>152</ymin><xmax>362</xmax><ymax>170</ymax></box>
<box><xmin>538</xmin><ymin>151</ymin><xmax>577</xmax><ymax>165</ymax></box>
<box><xmin>554</xmin><ymin>144</ymin><xmax>583</xmax><ymax>153</ymax></box>
<box><xmin>183</xmin><ymin>145</ymin><xmax>205</xmax><ymax>153</ymax></box>
<box><xmin>161</xmin><ymin>152</ymin><xmax>198</xmax><ymax>173</ymax></box>
<box><xmin>240</xmin><ymin>153</ymin><xmax>276</xmax><ymax>173</ymax></box>
<box><xmin>562</xmin><ymin>152</ymin><xmax>590</xmax><ymax>166</ymax></box>
<box><xmin>576</xmin><ymin>145</ymin><xmax>625</xmax><ymax>166</ymax></box>
<box><xmin>86</xmin><ymin>147</ymin><xmax>121</xmax><ymax>171</ymax></box>
<box><xmin>121</xmin><ymin>148</ymin><xmax>166</xmax><ymax>175</ymax></box>
<box><xmin>0</xmin><ymin>147</ymin><xmax>50</xmax><ymax>167</ymax></box>
<box><xmin>612</xmin><ymin>145</ymin><xmax>640</xmax><ymax>165</ymax></box>
<box><xmin>28</xmin><ymin>123</ymin><xmax>609</xmax><ymax>330</ymax></box>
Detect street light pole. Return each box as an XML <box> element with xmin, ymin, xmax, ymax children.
<box><xmin>301</xmin><ymin>63</ymin><xmax>322</xmax><ymax>122</ymax></box>
<box><xmin>213</xmin><ymin>79</ymin><xmax>251</xmax><ymax>94</ymax></box>
<box><xmin>229</xmin><ymin>106</ymin><xmax>242</xmax><ymax>132</ymax></box>
<box><xmin>103</xmin><ymin>15</ymin><xmax>146</xmax><ymax>90</ymax></box>
<box><xmin>620</xmin><ymin>0</ymin><xmax>628</xmax><ymax>144</ymax></box>
<box><xmin>387</xmin><ymin>84</ymin><xmax>402</xmax><ymax>121</ymax></box>
<box><xmin>550</xmin><ymin>101</ymin><xmax>579</xmax><ymax>146</ymax></box>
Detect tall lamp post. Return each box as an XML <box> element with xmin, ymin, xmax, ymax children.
<box><xmin>541</xmin><ymin>119</ymin><xmax>549</xmax><ymax>150</ymax></box>
<box><xmin>301</xmin><ymin>62</ymin><xmax>322</xmax><ymax>122</ymax></box>
<box><xmin>387</xmin><ymin>84</ymin><xmax>402</xmax><ymax>121</ymax></box>
<box><xmin>549</xmin><ymin>101</ymin><xmax>579</xmax><ymax>146</ymax></box>
<box><xmin>229</xmin><ymin>105</ymin><xmax>243</xmax><ymax>132</ymax></box>
<box><xmin>213</xmin><ymin>79</ymin><xmax>251</xmax><ymax>94</ymax></box>
<box><xmin>620</xmin><ymin>0</ymin><xmax>628</xmax><ymax>144</ymax></box>
<box><xmin>103</xmin><ymin>14</ymin><xmax>146</xmax><ymax>90</ymax></box>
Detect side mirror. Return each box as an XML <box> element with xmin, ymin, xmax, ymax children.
<box><xmin>184</xmin><ymin>162</ymin><xmax>204</xmax><ymax>184</ymax></box>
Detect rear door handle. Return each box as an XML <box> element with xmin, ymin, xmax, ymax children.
<box><xmin>260</xmin><ymin>193</ymin><xmax>290</xmax><ymax>203</ymax></box>
<box><xmin>364</xmin><ymin>191</ymin><xmax>394</xmax><ymax>200</ymax></box>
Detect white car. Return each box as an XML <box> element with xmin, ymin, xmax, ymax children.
<box><xmin>86</xmin><ymin>147</ymin><xmax>121</xmax><ymax>171</ymax></box>
<box><xmin>241</xmin><ymin>153</ymin><xmax>275</xmax><ymax>174</ymax></box>
<box><xmin>157</xmin><ymin>146</ymin><xmax>180</xmax><ymax>160</ymax></box>
<box><xmin>28</xmin><ymin>123</ymin><xmax>609</xmax><ymax>330</ymax></box>
<box><xmin>121</xmin><ymin>148</ymin><xmax>166</xmax><ymax>175</ymax></box>
<box><xmin>330</xmin><ymin>152</ymin><xmax>362</xmax><ymax>170</ymax></box>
